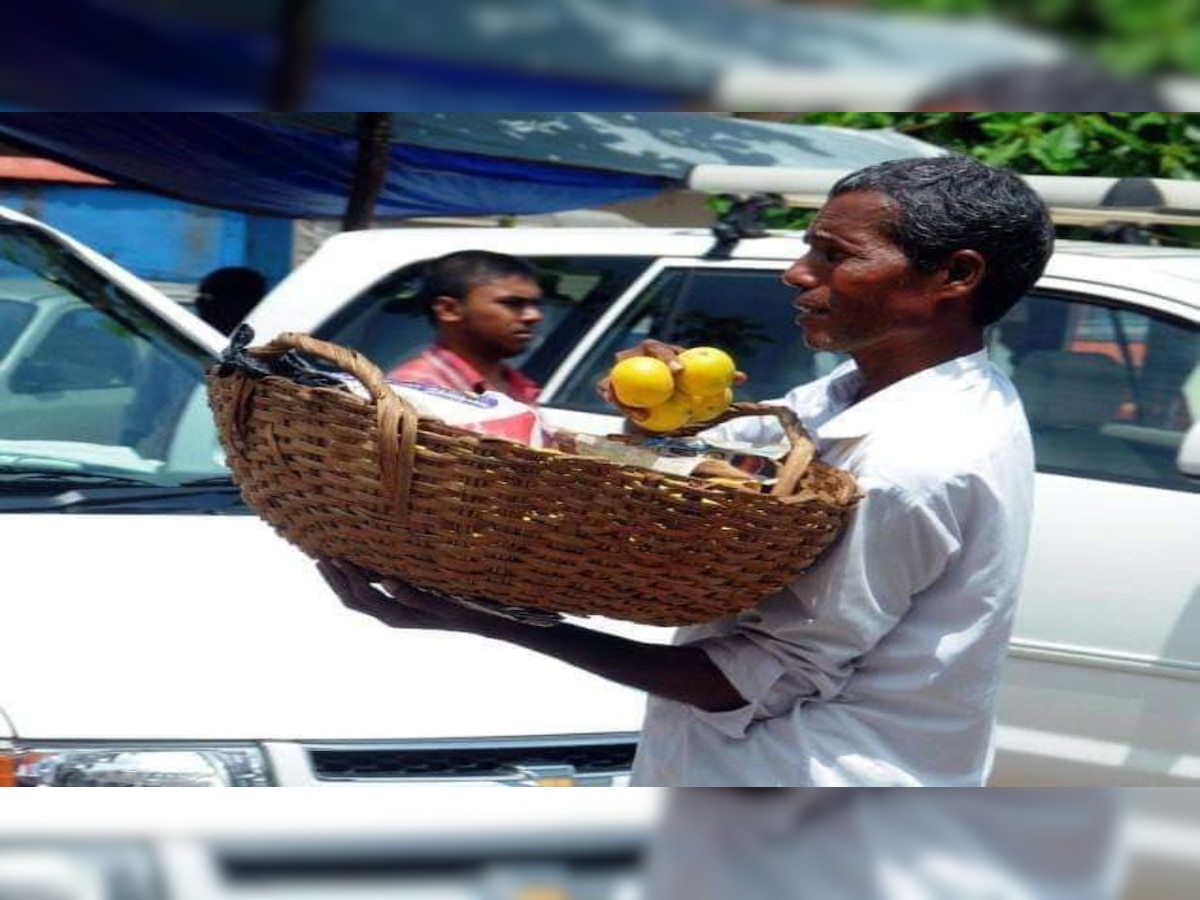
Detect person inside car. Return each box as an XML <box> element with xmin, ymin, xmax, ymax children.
<box><xmin>194</xmin><ymin>266</ymin><xmax>268</xmax><ymax>335</ymax></box>
<box><xmin>387</xmin><ymin>250</ymin><xmax>543</xmax><ymax>403</ymax></box>
<box><xmin>317</xmin><ymin>155</ymin><xmax>1055</xmax><ymax>788</ymax></box>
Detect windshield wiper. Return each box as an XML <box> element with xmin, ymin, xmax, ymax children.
<box><xmin>0</xmin><ymin>470</ymin><xmax>246</xmax><ymax>512</ymax></box>
<box><xmin>178</xmin><ymin>475</ymin><xmax>239</xmax><ymax>487</ymax></box>
<box><xmin>0</xmin><ymin>470</ymin><xmax>161</xmax><ymax>488</ymax></box>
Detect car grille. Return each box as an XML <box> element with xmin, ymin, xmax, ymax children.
<box><xmin>217</xmin><ymin>837</ymin><xmax>644</xmax><ymax>882</ymax></box>
<box><xmin>305</xmin><ymin>736</ymin><xmax>639</xmax><ymax>785</ymax></box>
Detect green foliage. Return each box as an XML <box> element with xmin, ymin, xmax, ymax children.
<box><xmin>797</xmin><ymin>113</ymin><xmax>1200</xmax><ymax>179</ymax></box>
<box><xmin>709</xmin><ymin>114</ymin><xmax>1200</xmax><ymax>246</ymax></box>
<box><xmin>868</xmin><ymin>1</ymin><xmax>1200</xmax><ymax>74</ymax></box>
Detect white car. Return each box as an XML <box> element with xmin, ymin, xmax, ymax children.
<box><xmin>250</xmin><ymin>224</ymin><xmax>1200</xmax><ymax>787</ymax></box>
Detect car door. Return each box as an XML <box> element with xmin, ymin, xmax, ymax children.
<box><xmin>988</xmin><ymin>283</ymin><xmax>1200</xmax><ymax>786</ymax></box>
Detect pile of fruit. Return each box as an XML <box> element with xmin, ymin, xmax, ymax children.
<box><xmin>608</xmin><ymin>347</ymin><xmax>737</xmax><ymax>432</ymax></box>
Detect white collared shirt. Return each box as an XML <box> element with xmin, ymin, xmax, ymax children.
<box><xmin>631</xmin><ymin>350</ymin><xmax>1035</xmax><ymax>786</ymax></box>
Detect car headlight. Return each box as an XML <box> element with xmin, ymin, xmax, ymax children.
<box><xmin>3</xmin><ymin>743</ymin><xmax>272</xmax><ymax>786</ymax></box>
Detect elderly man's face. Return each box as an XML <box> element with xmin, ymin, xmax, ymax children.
<box><xmin>782</xmin><ymin>190</ymin><xmax>945</xmax><ymax>357</ymax></box>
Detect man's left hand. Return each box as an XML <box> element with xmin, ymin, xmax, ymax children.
<box><xmin>315</xmin><ymin>558</ymin><xmax>500</xmax><ymax>635</ymax></box>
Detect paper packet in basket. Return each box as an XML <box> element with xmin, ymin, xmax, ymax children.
<box><xmin>550</xmin><ymin>431</ymin><xmax>789</xmax><ymax>491</ymax></box>
<box><xmin>328</xmin><ymin>375</ymin><xmax>546</xmax><ymax>447</ymax></box>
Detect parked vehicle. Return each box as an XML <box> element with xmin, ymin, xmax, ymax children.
<box><xmin>1</xmin><ymin>203</ymin><xmax>1196</xmax><ymax>787</ymax></box>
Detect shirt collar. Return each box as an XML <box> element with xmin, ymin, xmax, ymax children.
<box><xmin>429</xmin><ymin>343</ymin><xmax>540</xmax><ymax>402</ymax></box>
<box><xmin>817</xmin><ymin>350</ymin><xmax>992</xmax><ymax>441</ymax></box>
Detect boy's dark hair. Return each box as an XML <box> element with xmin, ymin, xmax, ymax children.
<box><xmin>416</xmin><ymin>250</ymin><xmax>538</xmax><ymax>323</ymax></box>
<box><xmin>831</xmin><ymin>155</ymin><xmax>1055</xmax><ymax>326</ymax></box>
<box><xmin>195</xmin><ymin>266</ymin><xmax>268</xmax><ymax>334</ymax></box>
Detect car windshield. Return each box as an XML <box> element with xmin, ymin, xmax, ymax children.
<box><xmin>0</xmin><ymin>221</ymin><xmax>231</xmax><ymax>489</ymax></box>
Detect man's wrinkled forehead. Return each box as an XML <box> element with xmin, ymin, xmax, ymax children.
<box><xmin>811</xmin><ymin>190</ymin><xmax>901</xmax><ymax>242</ymax></box>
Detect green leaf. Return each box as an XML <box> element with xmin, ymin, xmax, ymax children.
<box><xmin>1042</xmin><ymin>123</ymin><xmax>1084</xmax><ymax>163</ymax></box>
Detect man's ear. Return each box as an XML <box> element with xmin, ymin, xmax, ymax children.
<box><xmin>942</xmin><ymin>249</ymin><xmax>986</xmax><ymax>298</ymax></box>
<box><xmin>430</xmin><ymin>295</ymin><xmax>464</xmax><ymax>324</ymax></box>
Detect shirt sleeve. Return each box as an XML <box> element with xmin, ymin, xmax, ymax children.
<box><xmin>684</xmin><ymin>475</ymin><xmax>965</xmax><ymax>739</ymax></box>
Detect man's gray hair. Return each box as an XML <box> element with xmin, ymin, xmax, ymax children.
<box><xmin>832</xmin><ymin>156</ymin><xmax>1054</xmax><ymax>325</ymax></box>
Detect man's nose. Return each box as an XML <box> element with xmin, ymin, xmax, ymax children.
<box><xmin>782</xmin><ymin>258</ymin><xmax>819</xmax><ymax>289</ymax></box>
<box><xmin>522</xmin><ymin>303</ymin><xmax>544</xmax><ymax>323</ymax></box>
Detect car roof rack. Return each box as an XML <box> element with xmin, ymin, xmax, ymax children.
<box><xmin>690</xmin><ymin>165</ymin><xmax>1200</xmax><ymax>228</ymax></box>
<box><xmin>704</xmin><ymin>193</ymin><xmax>786</xmax><ymax>260</ymax></box>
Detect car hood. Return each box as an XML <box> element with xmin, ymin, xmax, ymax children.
<box><xmin>1</xmin><ymin>514</ymin><xmax>659</xmax><ymax>741</ymax></box>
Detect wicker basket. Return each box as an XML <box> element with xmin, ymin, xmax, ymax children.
<box><xmin>206</xmin><ymin>333</ymin><xmax>861</xmax><ymax>626</ymax></box>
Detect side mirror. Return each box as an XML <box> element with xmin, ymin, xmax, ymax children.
<box><xmin>1178</xmin><ymin>422</ymin><xmax>1200</xmax><ymax>477</ymax></box>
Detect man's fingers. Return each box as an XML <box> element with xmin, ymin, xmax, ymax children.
<box><xmin>381</xmin><ymin>582</ymin><xmax>449</xmax><ymax>618</ymax></box>
<box><xmin>601</xmin><ymin>340</ymin><xmax>690</xmax><ymax>409</ymax></box>
<box><xmin>318</xmin><ymin>561</ymin><xmax>502</xmax><ymax>633</ymax></box>
<box><xmin>596</xmin><ymin>375</ymin><xmax>615</xmax><ymax>404</ymax></box>
<box><xmin>319</xmin><ymin>558</ymin><xmax>393</xmax><ymax>615</ymax></box>
<box><xmin>316</xmin><ymin>558</ymin><xmax>351</xmax><ymax>597</ymax></box>
<box><xmin>642</xmin><ymin>341</ymin><xmax>685</xmax><ymax>373</ymax></box>
<box><xmin>614</xmin><ymin>340</ymin><xmax>685</xmax><ymax>372</ymax></box>
<box><xmin>379</xmin><ymin>578</ymin><xmax>431</xmax><ymax>606</ymax></box>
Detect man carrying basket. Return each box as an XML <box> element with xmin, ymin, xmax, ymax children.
<box><xmin>318</xmin><ymin>155</ymin><xmax>1054</xmax><ymax>787</ymax></box>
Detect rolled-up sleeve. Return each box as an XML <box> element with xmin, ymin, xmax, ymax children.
<box><xmin>682</xmin><ymin>475</ymin><xmax>965</xmax><ymax>739</ymax></box>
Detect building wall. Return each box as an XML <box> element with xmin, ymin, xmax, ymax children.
<box><xmin>0</xmin><ymin>182</ymin><xmax>293</xmax><ymax>295</ymax></box>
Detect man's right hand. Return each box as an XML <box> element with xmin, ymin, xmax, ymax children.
<box><xmin>596</xmin><ymin>339</ymin><xmax>748</xmax><ymax>422</ymax></box>
<box><xmin>595</xmin><ymin>339</ymin><xmax>686</xmax><ymax>419</ymax></box>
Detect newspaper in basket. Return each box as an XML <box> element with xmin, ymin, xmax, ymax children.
<box><xmin>206</xmin><ymin>332</ymin><xmax>861</xmax><ymax>627</ymax></box>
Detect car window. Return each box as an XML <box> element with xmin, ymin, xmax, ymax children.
<box><xmin>992</xmin><ymin>292</ymin><xmax>1198</xmax><ymax>492</ymax></box>
<box><xmin>552</xmin><ymin>266</ymin><xmax>847</xmax><ymax>413</ymax></box>
<box><xmin>315</xmin><ymin>256</ymin><xmax>652</xmax><ymax>384</ymax></box>
<box><xmin>13</xmin><ymin>306</ymin><xmax>138</xmax><ymax>391</ymax></box>
<box><xmin>0</xmin><ymin>222</ymin><xmax>223</xmax><ymax>485</ymax></box>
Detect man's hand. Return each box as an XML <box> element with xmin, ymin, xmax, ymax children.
<box><xmin>316</xmin><ymin>558</ymin><xmax>503</xmax><ymax>635</ymax></box>
<box><xmin>596</xmin><ymin>339</ymin><xmax>685</xmax><ymax>419</ymax></box>
<box><xmin>596</xmin><ymin>339</ymin><xmax>749</xmax><ymax>423</ymax></box>
<box><xmin>315</xmin><ymin>559</ymin><xmax>746</xmax><ymax>713</ymax></box>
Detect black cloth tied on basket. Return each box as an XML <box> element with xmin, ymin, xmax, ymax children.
<box><xmin>216</xmin><ymin>324</ymin><xmax>346</xmax><ymax>388</ymax></box>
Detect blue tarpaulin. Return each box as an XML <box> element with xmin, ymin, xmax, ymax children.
<box><xmin>1</xmin><ymin>1</ymin><xmax>1064</xmax><ymax>111</ymax></box>
<box><xmin>0</xmin><ymin>113</ymin><xmax>942</xmax><ymax>219</ymax></box>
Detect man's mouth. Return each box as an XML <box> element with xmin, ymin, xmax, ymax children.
<box><xmin>794</xmin><ymin>299</ymin><xmax>830</xmax><ymax>318</ymax></box>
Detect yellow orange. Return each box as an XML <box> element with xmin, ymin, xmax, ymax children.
<box><xmin>687</xmin><ymin>387</ymin><xmax>733</xmax><ymax>422</ymax></box>
<box><xmin>635</xmin><ymin>392</ymin><xmax>692</xmax><ymax>433</ymax></box>
<box><xmin>610</xmin><ymin>356</ymin><xmax>675</xmax><ymax>408</ymax></box>
<box><xmin>676</xmin><ymin>347</ymin><xmax>736</xmax><ymax>396</ymax></box>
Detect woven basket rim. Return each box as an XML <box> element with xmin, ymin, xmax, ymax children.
<box><xmin>208</xmin><ymin>364</ymin><xmax>862</xmax><ymax>510</ymax></box>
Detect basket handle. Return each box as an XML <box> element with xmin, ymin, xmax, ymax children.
<box><xmin>251</xmin><ymin>332</ymin><xmax>417</xmax><ymax>521</ymax></box>
<box><xmin>674</xmin><ymin>401</ymin><xmax>817</xmax><ymax>498</ymax></box>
